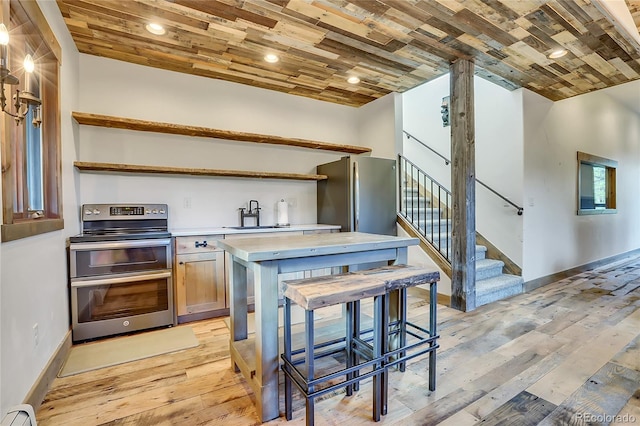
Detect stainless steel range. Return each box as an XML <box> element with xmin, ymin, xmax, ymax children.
<box><xmin>68</xmin><ymin>204</ymin><xmax>174</xmax><ymax>342</ymax></box>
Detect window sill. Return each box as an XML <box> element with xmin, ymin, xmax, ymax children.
<box><xmin>577</xmin><ymin>208</ymin><xmax>617</xmax><ymax>216</ymax></box>
<box><xmin>1</xmin><ymin>218</ymin><xmax>64</xmax><ymax>242</ymax></box>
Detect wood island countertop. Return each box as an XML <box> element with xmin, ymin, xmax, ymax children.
<box><xmin>216</xmin><ymin>231</ymin><xmax>419</xmax><ymax>262</ymax></box>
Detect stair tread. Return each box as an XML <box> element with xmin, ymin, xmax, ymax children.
<box><xmin>476</xmin><ymin>258</ymin><xmax>504</xmax><ymax>269</ymax></box>
<box><xmin>477</xmin><ymin>274</ymin><xmax>523</xmax><ymax>294</ymax></box>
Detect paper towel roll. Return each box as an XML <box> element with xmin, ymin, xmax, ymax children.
<box><xmin>276</xmin><ymin>199</ymin><xmax>290</xmax><ymax>226</ymax></box>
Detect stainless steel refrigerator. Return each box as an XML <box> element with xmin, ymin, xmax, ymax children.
<box><xmin>317</xmin><ymin>156</ymin><xmax>397</xmax><ymax>236</ymax></box>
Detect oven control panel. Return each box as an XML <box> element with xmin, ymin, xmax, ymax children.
<box><xmin>81</xmin><ymin>204</ymin><xmax>168</xmax><ymax>221</ymax></box>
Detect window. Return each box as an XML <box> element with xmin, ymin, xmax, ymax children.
<box><xmin>1</xmin><ymin>0</ymin><xmax>62</xmax><ymax>241</ymax></box>
<box><xmin>577</xmin><ymin>151</ymin><xmax>617</xmax><ymax>215</ymax></box>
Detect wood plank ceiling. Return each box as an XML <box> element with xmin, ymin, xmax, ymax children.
<box><xmin>56</xmin><ymin>0</ymin><xmax>640</xmax><ymax>107</ymax></box>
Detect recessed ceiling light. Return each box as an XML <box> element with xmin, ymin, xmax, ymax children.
<box><xmin>347</xmin><ymin>76</ymin><xmax>360</xmax><ymax>84</ymax></box>
<box><xmin>145</xmin><ymin>23</ymin><xmax>166</xmax><ymax>35</ymax></box>
<box><xmin>264</xmin><ymin>54</ymin><xmax>279</xmax><ymax>63</ymax></box>
<box><xmin>548</xmin><ymin>49</ymin><xmax>568</xmax><ymax>59</ymax></box>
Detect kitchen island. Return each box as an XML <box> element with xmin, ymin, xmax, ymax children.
<box><xmin>216</xmin><ymin>231</ymin><xmax>419</xmax><ymax>422</ymax></box>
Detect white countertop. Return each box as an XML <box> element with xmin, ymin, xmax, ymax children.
<box><xmin>170</xmin><ymin>223</ymin><xmax>340</xmax><ymax>237</ymax></box>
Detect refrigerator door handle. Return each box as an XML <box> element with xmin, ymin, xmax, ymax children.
<box><xmin>354</xmin><ymin>160</ymin><xmax>360</xmax><ymax>232</ymax></box>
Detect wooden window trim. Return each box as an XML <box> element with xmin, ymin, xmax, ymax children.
<box><xmin>0</xmin><ymin>0</ymin><xmax>63</xmax><ymax>242</ymax></box>
<box><xmin>577</xmin><ymin>151</ymin><xmax>617</xmax><ymax>216</ymax></box>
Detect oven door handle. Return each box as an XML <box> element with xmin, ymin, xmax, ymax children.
<box><xmin>71</xmin><ymin>270</ymin><xmax>172</xmax><ymax>288</ymax></box>
<box><xmin>69</xmin><ymin>238</ymin><xmax>172</xmax><ymax>251</ymax></box>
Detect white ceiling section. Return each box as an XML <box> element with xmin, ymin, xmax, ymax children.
<box><xmin>595</xmin><ymin>0</ymin><xmax>640</xmax><ymax>46</ymax></box>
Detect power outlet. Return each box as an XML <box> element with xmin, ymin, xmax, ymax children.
<box><xmin>183</xmin><ymin>197</ymin><xmax>192</xmax><ymax>209</ymax></box>
<box><xmin>33</xmin><ymin>323</ymin><xmax>39</xmax><ymax>347</ymax></box>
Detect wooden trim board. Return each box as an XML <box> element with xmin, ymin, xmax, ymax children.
<box><xmin>409</xmin><ymin>286</ymin><xmax>451</xmax><ymax>306</ymax></box>
<box><xmin>524</xmin><ymin>247</ymin><xmax>640</xmax><ymax>292</ymax></box>
<box><xmin>72</xmin><ymin>112</ymin><xmax>371</xmax><ymax>155</ymax></box>
<box><xmin>476</xmin><ymin>232</ymin><xmax>522</xmax><ymax>276</ymax></box>
<box><xmin>74</xmin><ymin>161</ymin><xmax>328</xmax><ymax>181</ymax></box>
<box><xmin>24</xmin><ymin>330</ymin><xmax>72</xmax><ymax>412</ymax></box>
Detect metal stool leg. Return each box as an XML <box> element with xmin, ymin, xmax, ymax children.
<box><xmin>352</xmin><ymin>300</ymin><xmax>361</xmax><ymax>392</ymax></box>
<box><xmin>398</xmin><ymin>287</ymin><xmax>408</xmax><ymax>372</ymax></box>
<box><xmin>429</xmin><ymin>281</ymin><xmax>437</xmax><ymax>391</ymax></box>
<box><xmin>345</xmin><ymin>301</ymin><xmax>354</xmax><ymax>396</ymax></box>
<box><xmin>372</xmin><ymin>294</ymin><xmax>384</xmax><ymax>422</ymax></box>
<box><xmin>283</xmin><ymin>297</ymin><xmax>293</xmax><ymax>420</ymax></box>
<box><xmin>381</xmin><ymin>293</ymin><xmax>389</xmax><ymax>416</ymax></box>
<box><xmin>305</xmin><ymin>309</ymin><xmax>315</xmax><ymax>426</ymax></box>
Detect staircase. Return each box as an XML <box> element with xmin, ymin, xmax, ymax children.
<box><xmin>399</xmin><ymin>158</ymin><xmax>523</xmax><ymax>308</ymax></box>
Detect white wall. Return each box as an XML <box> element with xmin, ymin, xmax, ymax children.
<box><xmin>401</xmin><ymin>74</ymin><xmax>525</xmax><ymax>274</ymax></box>
<box><xmin>77</xmin><ymin>55</ymin><xmax>365</xmax><ymax>229</ymax></box>
<box><xmin>0</xmin><ymin>0</ymin><xmax>80</xmax><ymax>416</ymax></box>
<box><xmin>402</xmin><ymin>74</ymin><xmax>452</xmax><ymax>188</ymax></box>
<box><xmin>522</xmin><ymin>83</ymin><xmax>640</xmax><ymax>281</ymax></box>
<box><xmin>355</xmin><ymin>92</ymin><xmax>401</xmax><ymax>160</ymax></box>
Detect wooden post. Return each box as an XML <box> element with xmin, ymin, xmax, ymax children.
<box><xmin>450</xmin><ymin>59</ymin><xmax>476</xmax><ymax>312</ymax></box>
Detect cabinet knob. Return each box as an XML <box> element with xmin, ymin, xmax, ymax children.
<box><xmin>195</xmin><ymin>240</ymin><xmax>208</xmax><ymax>248</ymax></box>
<box><xmin>179</xmin><ymin>261</ymin><xmax>184</xmax><ymax>265</ymax></box>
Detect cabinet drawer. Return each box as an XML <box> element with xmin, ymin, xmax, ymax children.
<box><xmin>175</xmin><ymin>235</ymin><xmax>223</xmax><ymax>254</ymax></box>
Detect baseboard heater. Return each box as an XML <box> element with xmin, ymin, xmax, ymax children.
<box><xmin>1</xmin><ymin>405</ymin><xmax>37</xmax><ymax>426</ymax></box>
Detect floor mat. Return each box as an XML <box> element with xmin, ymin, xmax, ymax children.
<box><xmin>58</xmin><ymin>326</ymin><xmax>198</xmax><ymax>377</ymax></box>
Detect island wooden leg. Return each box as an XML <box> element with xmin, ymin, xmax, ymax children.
<box><xmin>229</xmin><ymin>256</ymin><xmax>248</xmax><ymax>372</ymax></box>
<box><xmin>253</xmin><ymin>260</ymin><xmax>280</xmax><ymax>422</ymax></box>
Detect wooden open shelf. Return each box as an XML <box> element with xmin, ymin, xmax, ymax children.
<box><xmin>74</xmin><ymin>161</ymin><xmax>328</xmax><ymax>181</ymax></box>
<box><xmin>72</xmin><ymin>112</ymin><xmax>371</xmax><ymax>155</ymax></box>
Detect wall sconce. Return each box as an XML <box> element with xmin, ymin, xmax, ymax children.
<box><xmin>441</xmin><ymin>96</ymin><xmax>450</xmax><ymax>127</ymax></box>
<box><xmin>0</xmin><ymin>23</ymin><xmax>41</xmax><ymax>127</ymax></box>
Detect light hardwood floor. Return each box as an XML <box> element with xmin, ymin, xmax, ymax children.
<box><xmin>37</xmin><ymin>256</ymin><xmax>640</xmax><ymax>425</ymax></box>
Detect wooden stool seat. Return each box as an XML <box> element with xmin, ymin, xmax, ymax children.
<box><xmin>283</xmin><ymin>273</ymin><xmax>387</xmax><ymax>310</ymax></box>
<box><xmin>283</xmin><ymin>264</ymin><xmax>439</xmax><ymax>310</ymax></box>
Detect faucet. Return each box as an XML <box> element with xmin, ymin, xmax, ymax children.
<box><xmin>239</xmin><ymin>200</ymin><xmax>260</xmax><ymax>227</ymax></box>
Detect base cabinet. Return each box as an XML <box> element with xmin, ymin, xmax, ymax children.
<box><xmin>174</xmin><ymin>235</ymin><xmax>226</xmax><ymax>323</ymax></box>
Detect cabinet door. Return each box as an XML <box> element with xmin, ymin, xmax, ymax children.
<box><xmin>175</xmin><ymin>251</ymin><xmax>225</xmax><ymax>315</ymax></box>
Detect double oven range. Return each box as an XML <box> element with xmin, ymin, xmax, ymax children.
<box><xmin>68</xmin><ymin>204</ymin><xmax>174</xmax><ymax>342</ymax></box>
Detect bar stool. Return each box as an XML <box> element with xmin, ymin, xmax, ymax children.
<box><xmin>371</xmin><ymin>265</ymin><xmax>440</xmax><ymax>414</ymax></box>
<box><xmin>280</xmin><ymin>265</ymin><xmax>440</xmax><ymax>424</ymax></box>
<box><xmin>281</xmin><ymin>273</ymin><xmax>388</xmax><ymax>425</ymax></box>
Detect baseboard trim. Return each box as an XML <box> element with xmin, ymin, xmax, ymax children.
<box><xmin>524</xmin><ymin>247</ymin><xmax>640</xmax><ymax>292</ymax></box>
<box><xmin>409</xmin><ymin>286</ymin><xmax>451</xmax><ymax>306</ymax></box>
<box><xmin>177</xmin><ymin>308</ymin><xmax>230</xmax><ymax>324</ymax></box>
<box><xmin>24</xmin><ymin>329</ymin><xmax>72</xmax><ymax>412</ymax></box>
